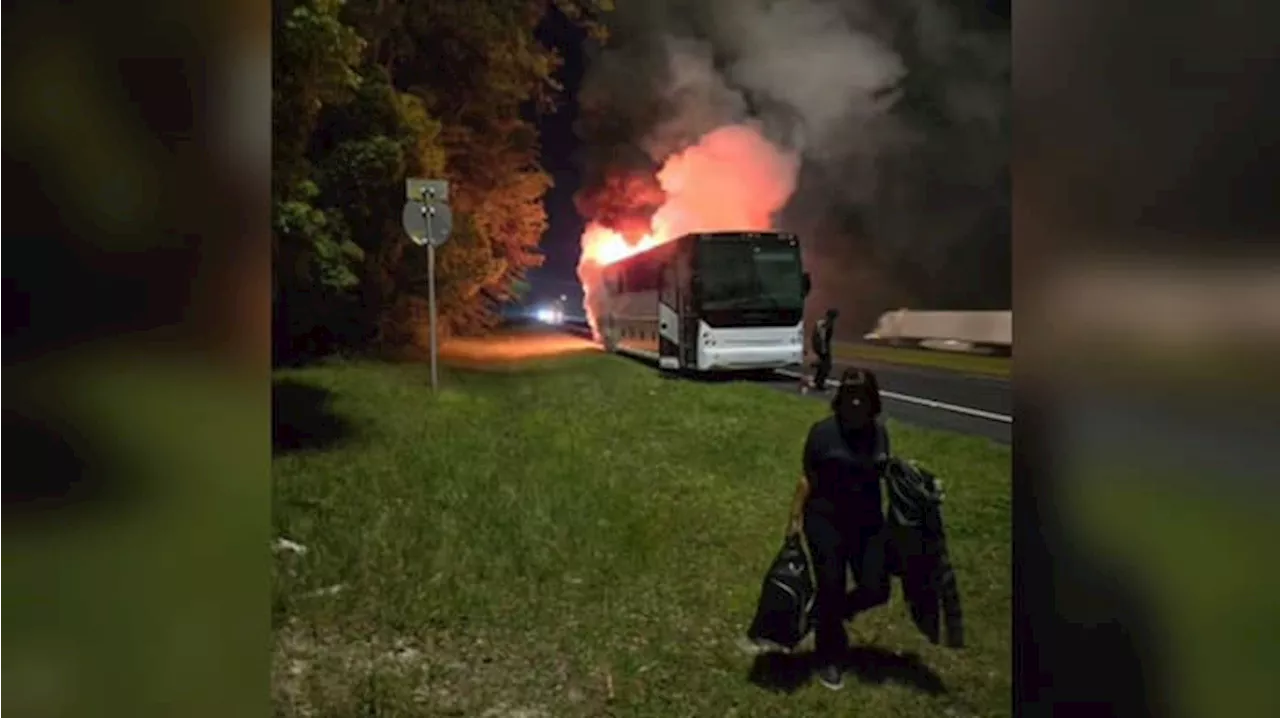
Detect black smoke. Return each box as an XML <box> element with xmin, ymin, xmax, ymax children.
<box><xmin>575</xmin><ymin>0</ymin><xmax>1010</xmax><ymax>333</ymax></box>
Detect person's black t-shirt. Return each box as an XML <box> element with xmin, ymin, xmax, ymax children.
<box><xmin>802</xmin><ymin>416</ymin><xmax>889</xmax><ymax>525</ymax></box>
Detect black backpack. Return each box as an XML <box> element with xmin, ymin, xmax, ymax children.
<box><xmin>745</xmin><ymin>532</ymin><xmax>817</xmax><ymax>651</ymax></box>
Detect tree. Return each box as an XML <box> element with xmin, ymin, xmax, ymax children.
<box><xmin>340</xmin><ymin>0</ymin><xmax>609</xmax><ymax>341</ymax></box>
<box><xmin>306</xmin><ymin>63</ymin><xmax>450</xmax><ymax>349</ymax></box>
<box><xmin>273</xmin><ymin>0</ymin><xmax>365</xmax><ymax>198</ymax></box>
<box><xmin>272</xmin><ymin>0</ymin><xmax>368</xmax><ymax>362</ymax></box>
<box><xmin>272</xmin><ymin>0</ymin><xmax>613</xmax><ymax>362</ymax></box>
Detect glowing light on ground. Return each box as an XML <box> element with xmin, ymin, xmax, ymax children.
<box><xmin>440</xmin><ymin>332</ymin><xmax>598</xmax><ymax>366</ymax></box>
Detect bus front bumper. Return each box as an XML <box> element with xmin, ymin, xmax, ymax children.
<box><xmin>699</xmin><ymin>346</ymin><xmax>804</xmax><ymax>371</ymax></box>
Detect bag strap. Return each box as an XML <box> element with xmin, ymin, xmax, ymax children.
<box><xmin>787</xmin><ymin>530</ymin><xmax>819</xmax><ymax>593</ymax></box>
<box><xmin>800</xmin><ymin>532</ymin><xmax>817</xmax><ymax>592</ymax></box>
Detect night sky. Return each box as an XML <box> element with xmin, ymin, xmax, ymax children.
<box><xmin>528</xmin><ymin>9</ymin><xmax>590</xmax><ymax>314</ymax></box>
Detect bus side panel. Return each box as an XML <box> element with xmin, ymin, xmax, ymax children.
<box><xmin>613</xmin><ymin>290</ymin><xmax>635</xmax><ymax>354</ymax></box>
<box><xmin>617</xmin><ymin>290</ymin><xmax>659</xmax><ymax>358</ymax></box>
<box><xmin>600</xmin><ymin>268</ymin><xmax>620</xmax><ymax>352</ymax></box>
<box><xmin>640</xmin><ymin>289</ymin><xmax>659</xmax><ymax>356</ymax></box>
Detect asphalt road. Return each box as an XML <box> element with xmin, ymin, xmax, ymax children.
<box><xmin>553</xmin><ymin>319</ymin><xmax>1011</xmax><ymax>444</ymax></box>
<box><xmin>769</xmin><ymin>363</ymin><xmax>1011</xmax><ymax>445</ymax></box>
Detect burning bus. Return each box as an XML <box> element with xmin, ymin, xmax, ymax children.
<box><xmin>597</xmin><ymin>230</ymin><xmax>811</xmax><ymax>372</ymax></box>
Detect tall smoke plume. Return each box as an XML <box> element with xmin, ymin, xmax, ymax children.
<box><xmin>574</xmin><ymin>0</ymin><xmax>1010</xmax><ymax>334</ymax></box>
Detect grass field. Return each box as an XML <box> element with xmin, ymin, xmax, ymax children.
<box><xmin>272</xmin><ymin>349</ymin><xmax>1011</xmax><ymax>717</ymax></box>
<box><xmin>834</xmin><ymin>342</ymin><xmax>1012</xmax><ymax>378</ymax></box>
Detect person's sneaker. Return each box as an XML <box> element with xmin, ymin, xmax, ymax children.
<box><xmin>816</xmin><ymin>664</ymin><xmax>844</xmax><ymax>691</ymax></box>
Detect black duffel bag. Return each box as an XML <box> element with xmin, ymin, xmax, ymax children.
<box><xmin>744</xmin><ymin>532</ymin><xmax>817</xmax><ymax>653</ymax></box>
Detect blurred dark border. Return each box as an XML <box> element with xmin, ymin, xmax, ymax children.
<box><xmin>1014</xmin><ymin>395</ymin><xmax>1176</xmax><ymax>717</ymax></box>
<box><xmin>4</xmin><ymin>1</ymin><xmax>271</xmax><ymax>717</ymax></box>
<box><xmin>1016</xmin><ymin>1</ymin><xmax>1279</xmax><ymax>716</ymax></box>
<box><xmin>5</xmin><ymin>0</ymin><xmax>1279</xmax><ymax>716</ymax></box>
<box><xmin>3</xmin><ymin>0</ymin><xmax>271</xmax><ymax>485</ymax></box>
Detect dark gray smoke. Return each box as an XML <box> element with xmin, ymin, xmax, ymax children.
<box><xmin>575</xmin><ymin>0</ymin><xmax>1010</xmax><ymax>331</ymax></box>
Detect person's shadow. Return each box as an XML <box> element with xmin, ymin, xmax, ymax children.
<box><xmin>747</xmin><ymin>645</ymin><xmax>947</xmax><ymax>695</ymax></box>
<box><xmin>272</xmin><ymin>379</ymin><xmax>355</xmax><ymax>455</ymax></box>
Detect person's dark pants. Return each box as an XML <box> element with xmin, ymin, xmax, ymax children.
<box><xmin>804</xmin><ymin>511</ymin><xmax>882</xmax><ymax>667</ymax></box>
<box><xmin>812</xmin><ymin>352</ymin><xmax>833</xmax><ymax>389</ymax></box>
<box><xmin>845</xmin><ymin>527</ymin><xmax>895</xmax><ymax>619</ymax></box>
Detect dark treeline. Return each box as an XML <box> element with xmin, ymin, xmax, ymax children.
<box><xmin>272</xmin><ymin>0</ymin><xmax>610</xmax><ymax>364</ymax></box>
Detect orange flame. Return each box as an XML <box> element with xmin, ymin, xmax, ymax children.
<box><xmin>576</xmin><ymin>123</ymin><xmax>800</xmax><ymax>338</ymax></box>
<box><xmin>581</xmin><ymin>226</ymin><xmax>663</xmax><ymax>267</ymax></box>
<box><xmin>575</xmin><ymin>225</ymin><xmax>662</xmax><ymax>338</ymax></box>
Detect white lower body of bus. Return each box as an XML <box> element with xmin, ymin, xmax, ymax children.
<box><xmin>686</xmin><ymin>319</ymin><xmax>805</xmax><ymax>371</ymax></box>
<box><xmin>603</xmin><ymin>308</ymin><xmax>804</xmax><ymax>372</ymax></box>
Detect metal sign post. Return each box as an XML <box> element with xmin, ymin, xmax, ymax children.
<box><xmin>427</xmin><ymin>213</ymin><xmax>437</xmax><ymax>392</ymax></box>
<box><xmin>402</xmin><ymin>179</ymin><xmax>453</xmax><ymax>391</ymax></box>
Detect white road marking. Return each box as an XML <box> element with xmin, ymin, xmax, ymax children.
<box><xmin>607</xmin><ymin>338</ymin><xmax>1014</xmax><ymax>424</ymax></box>
<box><xmin>775</xmin><ymin>368</ymin><xmax>1013</xmax><ymax>424</ymax></box>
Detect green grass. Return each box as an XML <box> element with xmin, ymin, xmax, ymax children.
<box><xmin>272</xmin><ymin>352</ymin><xmax>1011</xmax><ymax>717</ymax></box>
<box><xmin>834</xmin><ymin>342</ymin><xmax>1012</xmax><ymax>378</ymax></box>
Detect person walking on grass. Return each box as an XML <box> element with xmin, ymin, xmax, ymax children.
<box><xmin>786</xmin><ymin>367</ymin><xmax>890</xmax><ymax>690</ymax></box>
<box><xmin>803</xmin><ymin>309</ymin><xmax>839</xmax><ymax>394</ymax></box>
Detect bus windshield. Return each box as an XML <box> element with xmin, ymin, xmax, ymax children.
<box><xmin>698</xmin><ymin>240</ymin><xmax>804</xmax><ymax>311</ymax></box>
